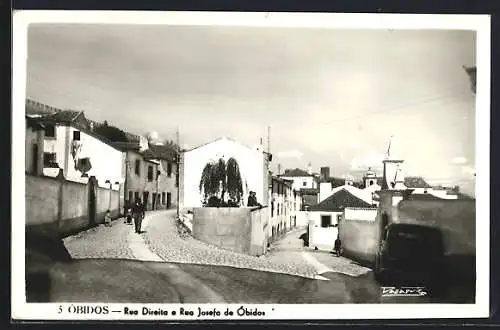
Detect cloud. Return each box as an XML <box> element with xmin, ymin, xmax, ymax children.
<box><xmin>350</xmin><ymin>152</ymin><xmax>385</xmax><ymax>171</ymax></box>
<box><xmin>276</xmin><ymin>150</ymin><xmax>303</xmax><ymax>159</ymax></box>
<box><xmin>451</xmin><ymin>156</ymin><xmax>468</xmax><ymax>165</ymax></box>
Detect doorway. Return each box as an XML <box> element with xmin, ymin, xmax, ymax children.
<box><xmin>167</xmin><ymin>192</ymin><xmax>172</xmax><ymax>209</ymax></box>
<box><xmin>88</xmin><ymin>177</ymin><xmax>97</xmax><ymax>226</ymax></box>
<box><xmin>32</xmin><ymin>143</ymin><xmax>38</xmax><ymax>174</ymax></box>
<box><xmin>143</xmin><ymin>191</ymin><xmax>149</xmax><ymax>211</ymax></box>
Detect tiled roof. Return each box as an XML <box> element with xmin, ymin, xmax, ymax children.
<box><xmin>142</xmin><ymin>144</ymin><xmax>177</xmax><ymax>162</ymax></box>
<box><xmin>309</xmin><ymin>188</ymin><xmax>375</xmax><ymax>212</ymax></box>
<box><xmin>300</xmin><ymin>188</ymin><xmax>319</xmax><ymax>195</ymax></box>
<box><xmin>39</xmin><ymin>110</ymin><xmax>83</xmax><ymax>124</ymax></box>
<box><xmin>404</xmin><ymin>176</ymin><xmax>432</xmax><ymax>188</ymax></box>
<box><xmin>281</xmin><ymin>168</ymin><xmax>313</xmax><ymax>177</ymax></box>
<box><xmin>112</xmin><ymin>141</ymin><xmax>141</xmax><ymax>151</ymax></box>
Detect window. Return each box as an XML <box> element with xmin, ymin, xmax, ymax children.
<box><xmin>162</xmin><ymin>192</ymin><xmax>166</xmax><ymax>205</ymax></box>
<box><xmin>302</xmin><ymin>181</ymin><xmax>307</xmax><ymax>187</ymax></box>
<box><xmin>321</xmin><ymin>215</ymin><xmax>332</xmax><ymax>228</ymax></box>
<box><xmin>43</xmin><ymin>152</ymin><xmax>57</xmax><ymax>167</ymax></box>
<box><xmin>44</xmin><ymin>124</ymin><xmax>56</xmax><ymax>138</ymax></box>
<box><xmin>147</xmin><ymin>165</ymin><xmax>154</xmax><ymax>182</ymax></box>
<box><xmin>128</xmin><ymin>191</ymin><xmax>133</xmax><ymax>203</ymax></box>
<box><xmin>135</xmin><ymin>159</ymin><xmax>141</xmax><ymax>176</ymax></box>
<box><xmin>134</xmin><ymin>191</ymin><xmax>140</xmax><ymax>202</ymax></box>
<box><xmin>72</xmin><ymin>130</ymin><xmax>81</xmax><ymax>141</ymax></box>
<box><xmin>167</xmin><ymin>163</ymin><xmax>173</xmax><ymax>177</ymax></box>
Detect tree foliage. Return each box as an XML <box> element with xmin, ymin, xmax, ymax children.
<box><xmin>94</xmin><ymin>124</ymin><xmax>129</xmax><ymax>142</ymax></box>
<box><xmin>199</xmin><ymin>157</ymin><xmax>244</xmax><ymax>207</ymax></box>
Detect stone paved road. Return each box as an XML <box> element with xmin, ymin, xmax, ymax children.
<box><xmin>145</xmin><ymin>210</ymin><xmax>319</xmax><ymax>279</ymax></box>
<box><xmin>63</xmin><ymin>217</ymin><xmax>135</xmax><ymax>260</ymax></box>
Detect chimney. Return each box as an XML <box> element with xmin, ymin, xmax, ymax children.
<box><xmin>307</xmin><ymin>162</ymin><xmax>313</xmax><ymax>175</ymax></box>
<box><xmin>277</xmin><ymin>164</ymin><xmax>282</xmax><ymax>175</ymax></box>
<box><xmin>320</xmin><ymin>167</ymin><xmax>330</xmax><ymax>181</ymax></box>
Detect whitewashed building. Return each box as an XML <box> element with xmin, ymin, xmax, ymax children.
<box><xmin>26</xmin><ymin>100</ymin><xmax>126</xmax><ymax>190</ymax></box>
<box><xmin>180</xmin><ymin>137</ymin><xmax>272</xmax><ymax>210</ymax></box>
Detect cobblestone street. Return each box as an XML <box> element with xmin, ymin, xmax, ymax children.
<box><xmin>63</xmin><ymin>218</ymin><xmax>135</xmax><ymax>260</ymax></box>
<box><xmin>145</xmin><ymin>210</ymin><xmax>319</xmax><ymax>279</ymax></box>
<box><xmin>63</xmin><ymin>210</ymin><xmax>374</xmax><ymax>281</ymax></box>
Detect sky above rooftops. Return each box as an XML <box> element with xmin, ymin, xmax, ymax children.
<box><xmin>25</xmin><ymin>24</ymin><xmax>476</xmax><ymax>196</ymax></box>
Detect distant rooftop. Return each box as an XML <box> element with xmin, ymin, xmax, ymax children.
<box><xmin>309</xmin><ymin>188</ymin><xmax>375</xmax><ymax>212</ymax></box>
<box><xmin>280</xmin><ymin>168</ymin><xmax>313</xmax><ymax>177</ymax></box>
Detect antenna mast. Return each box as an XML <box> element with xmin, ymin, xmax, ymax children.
<box><xmin>176</xmin><ymin>126</ymin><xmax>180</xmax><ymax>219</ymax></box>
<box><xmin>267</xmin><ymin>126</ymin><xmax>271</xmax><ymax>154</ymax></box>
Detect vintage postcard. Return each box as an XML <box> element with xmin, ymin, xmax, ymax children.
<box><xmin>12</xmin><ymin>11</ymin><xmax>490</xmax><ymax>320</ymax></box>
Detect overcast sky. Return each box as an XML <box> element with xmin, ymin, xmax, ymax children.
<box><xmin>26</xmin><ymin>24</ymin><xmax>476</xmax><ymax>194</ymax></box>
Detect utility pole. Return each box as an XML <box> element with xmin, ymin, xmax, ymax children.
<box><xmin>176</xmin><ymin>126</ymin><xmax>180</xmax><ymax>219</ymax></box>
<box><xmin>267</xmin><ymin>126</ymin><xmax>271</xmax><ymax>155</ymax></box>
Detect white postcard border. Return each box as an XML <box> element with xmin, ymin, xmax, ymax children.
<box><xmin>12</xmin><ymin>10</ymin><xmax>491</xmax><ymax>320</ymax></box>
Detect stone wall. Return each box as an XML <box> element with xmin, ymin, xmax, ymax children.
<box><xmin>192</xmin><ymin>206</ymin><xmax>268</xmax><ymax>256</ymax></box>
<box><xmin>339</xmin><ymin>219</ymin><xmax>379</xmax><ymax>265</ymax></box>
<box><xmin>26</xmin><ymin>173</ymin><xmax>120</xmax><ymax>237</ymax></box>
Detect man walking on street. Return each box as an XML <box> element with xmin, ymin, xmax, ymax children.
<box><xmin>132</xmin><ymin>198</ymin><xmax>145</xmax><ymax>233</ymax></box>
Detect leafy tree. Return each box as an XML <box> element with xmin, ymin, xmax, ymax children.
<box><xmin>94</xmin><ymin>124</ymin><xmax>128</xmax><ymax>142</ymax></box>
<box><xmin>199</xmin><ymin>157</ymin><xmax>244</xmax><ymax>207</ymax></box>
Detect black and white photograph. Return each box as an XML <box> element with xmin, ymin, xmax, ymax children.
<box><xmin>12</xmin><ymin>11</ymin><xmax>490</xmax><ymax>320</ymax></box>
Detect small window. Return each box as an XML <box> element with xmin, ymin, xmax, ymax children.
<box><xmin>135</xmin><ymin>159</ymin><xmax>141</xmax><ymax>176</ymax></box>
<box><xmin>44</xmin><ymin>124</ymin><xmax>56</xmax><ymax>138</ymax></box>
<box><xmin>167</xmin><ymin>163</ymin><xmax>173</xmax><ymax>177</ymax></box>
<box><xmin>162</xmin><ymin>192</ymin><xmax>166</xmax><ymax>205</ymax></box>
<box><xmin>134</xmin><ymin>191</ymin><xmax>140</xmax><ymax>202</ymax></box>
<box><xmin>43</xmin><ymin>152</ymin><xmax>57</xmax><ymax>167</ymax></box>
<box><xmin>128</xmin><ymin>191</ymin><xmax>133</xmax><ymax>203</ymax></box>
<box><xmin>73</xmin><ymin>130</ymin><xmax>81</xmax><ymax>141</ymax></box>
<box><xmin>321</xmin><ymin>215</ymin><xmax>332</xmax><ymax>228</ymax></box>
<box><xmin>302</xmin><ymin>181</ymin><xmax>307</xmax><ymax>187</ymax></box>
<box><xmin>147</xmin><ymin>165</ymin><xmax>153</xmax><ymax>182</ymax></box>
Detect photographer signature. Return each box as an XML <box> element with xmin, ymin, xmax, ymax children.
<box><xmin>381</xmin><ymin>287</ymin><xmax>428</xmax><ymax>297</ymax></box>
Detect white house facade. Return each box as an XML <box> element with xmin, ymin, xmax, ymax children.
<box><xmin>180</xmin><ymin>137</ymin><xmax>271</xmax><ymax>210</ymax></box>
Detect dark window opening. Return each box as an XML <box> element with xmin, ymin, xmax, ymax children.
<box><xmin>162</xmin><ymin>192</ymin><xmax>166</xmax><ymax>205</ymax></box>
<box><xmin>134</xmin><ymin>191</ymin><xmax>140</xmax><ymax>202</ymax></box>
<box><xmin>147</xmin><ymin>165</ymin><xmax>154</xmax><ymax>182</ymax></box>
<box><xmin>321</xmin><ymin>215</ymin><xmax>332</xmax><ymax>228</ymax></box>
<box><xmin>128</xmin><ymin>191</ymin><xmax>133</xmax><ymax>203</ymax></box>
<box><xmin>167</xmin><ymin>163</ymin><xmax>173</xmax><ymax>177</ymax></box>
<box><xmin>43</xmin><ymin>152</ymin><xmax>57</xmax><ymax>167</ymax></box>
<box><xmin>302</xmin><ymin>181</ymin><xmax>307</xmax><ymax>187</ymax></box>
<box><xmin>135</xmin><ymin>159</ymin><xmax>141</xmax><ymax>176</ymax></box>
<box><xmin>44</xmin><ymin>124</ymin><xmax>56</xmax><ymax>138</ymax></box>
<box><xmin>72</xmin><ymin>130</ymin><xmax>81</xmax><ymax>141</ymax></box>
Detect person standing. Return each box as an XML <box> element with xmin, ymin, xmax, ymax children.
<box><xmin>132</xmin><ymin>198</ymin><xmax>145</xmax><ymax>233</ymax></box>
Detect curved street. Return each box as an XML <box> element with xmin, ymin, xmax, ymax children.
<box><xmin>49</xmin><ymin>210</ymin><xmax>469</xmax><ymax>303</ymax></box>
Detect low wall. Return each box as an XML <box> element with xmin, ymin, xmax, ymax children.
<box><xmin>25</xmin><ymin>175</ymin><xmax>60</xmax><ymax>235</ymax></box>
<box><xmin>339</xmin><ymin>219</ymin><xmax>379</xmax><ymax>265</ymax></box>
<box><xmin>26</xmin><ymin>174</ymin><xmax>120</xmax><ymax>238</ymax></box>
<box><xmin>249</xmin><ymin>206</ymin><xmax>269</xmax><ymax>256</ymax></box>
<box><xmin>192</xmin><ymin>206</ymin><xmax>268</xmax><ymax>256</ymax></box>
<box><xmin>308</xmin><ymin>224</ymin><xmax>338</xmax><ymax>251</ymax></box>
